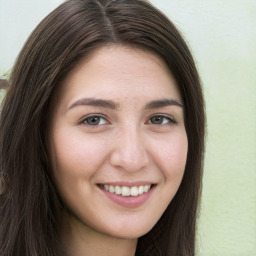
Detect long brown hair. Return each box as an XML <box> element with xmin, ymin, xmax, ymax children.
<box><xmin>0</xmin><ymin>0</ymin><xmax>205</xmax><ymax>255</ymax></box>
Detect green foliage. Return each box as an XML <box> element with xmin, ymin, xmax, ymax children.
<box><xmin>0</xmin><ymin>70</ymin><xmax>11</xmax><ymax>80</ymax></box>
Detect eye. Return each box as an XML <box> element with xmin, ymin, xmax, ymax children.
<box><xmin>80</xmin><ymin>115</ymin><xmax>108</xmax><ymax>126</ymax></box>
<box><xmin>148</xmin><ymin>115</ymin><xmax>175</xmax><ymax>125</ymax></box>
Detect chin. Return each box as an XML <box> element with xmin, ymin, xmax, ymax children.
<box><xmin>103</xmin><ymin>220</ymin><xmax>156</xmax><ymax>240</ymax></box>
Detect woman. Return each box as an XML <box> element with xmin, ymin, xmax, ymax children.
<box><xmin>0</xmin><ymin>0</ymin><xmax>205</xmax><ymax>255</ymax></box>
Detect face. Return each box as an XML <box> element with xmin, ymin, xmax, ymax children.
<box><xmin>50</xmin><ymin>46</ymin><xmax>188</xmax><ymax>240</ymax></box>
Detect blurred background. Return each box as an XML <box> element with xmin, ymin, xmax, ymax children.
<box><xmin>0</xmin><ymin>0</ymin><xmax>255</xmax><ymax>255</ymax></box>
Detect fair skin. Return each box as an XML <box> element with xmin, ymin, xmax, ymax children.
<box><xmin>50</xmin><ymin>45</ymin><xmax>188</xmax><ymax>256</ymax></box>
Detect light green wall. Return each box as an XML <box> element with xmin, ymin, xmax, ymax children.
<box><xmin>1</xmin><ymin>0</ymin><xmax>255</xmax><ymax>255</ymax></box>
<box><xmin>150</xmin><ymin>0</ymin><xmax>256</xmax><ymax>255</ymax></box>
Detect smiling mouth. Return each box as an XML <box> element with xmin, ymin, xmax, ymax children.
<box><xmin>98</xmin><ymin>184</ymin><xmax>153</xmax><ymax>197</ymax></box>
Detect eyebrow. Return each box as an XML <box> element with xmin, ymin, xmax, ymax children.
<box><xmin>145</xmin><ymin>98</ymin><xmax>184</xmax><ymax>109</ymax></box>
<box><xmin>69</xmin><ymin>98</ymin><xmax>120</xmax><ymax>110</ymax></box>
<box><xmin>68</xmin><ymin>97</ymin><xmax>183</xmax><ymax>111</ymax></box>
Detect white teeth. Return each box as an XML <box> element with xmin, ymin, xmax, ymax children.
<box><xmin>130</xmin><ymin>186</ymin><xmax>139</xmax><ymax>196</ymax></box>
<box><xmin>115</xmin><ymin>185</ymin><xmax>122</xmax><ymax>195</ymax></box>
<box><xmin>109</xmin><ymin>185</ymin><xmax>115</xmax><ymax>193</ymax></box>
<box><xmin>138</xmin><ymin>185</ymin><xmax>144</xmax><ymax>195</ymax></box>
<box><xmin>122</xmin><ymin>186</ymin><xmax>130</xmax><ymax>196</ymax></box>
<box><xmin>144</xmin><ymin>185</ymin><xmax>150</xmax><ymax>192</ymax></box>
<box><xmin>101</xmin><ymin>184</ymin><xmax>152</xmax><ymax>196</ymax></box>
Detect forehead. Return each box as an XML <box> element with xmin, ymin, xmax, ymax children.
<box><xmin>56</xmin><ymin>45</ymin><xmax>181</xmax><ymax>108</ymax></box>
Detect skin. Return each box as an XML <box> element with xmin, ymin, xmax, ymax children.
<box><xmin>49</xmin><ymin>45</ymin><xmax>188</xmax><ymax>256</ymax></box>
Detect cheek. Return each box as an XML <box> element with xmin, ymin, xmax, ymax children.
<box><xmin>50</xmin><ymin>129</ymin><xmax>111</xmax><ymax>184</ymax></box>
<box><xmin>152</xmin><ymin>132</ymin><xmax>188</xmax><ymax>179</ymax></box>
<box><xmin>54</xmin><ymin>129</ymin><xmax>109</xmax><ymax>164</ymax></box>
<box><xmin>145</xmin><ymin>132</ymin><xmax>188</xmax><ymax>226</ymax></box>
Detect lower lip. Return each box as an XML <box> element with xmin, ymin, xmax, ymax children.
<box><xmin>99</xmin><ymin>186</ymin><xmax>155</xmax><ymax>208</ymax></box>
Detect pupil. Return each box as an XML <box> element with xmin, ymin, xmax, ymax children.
<box><xmin>88</xmin><ymin>116</ymin><xmax>99</xmax><ymax>125</ymax></box>
<box><xmin>152</xmin><ymin>116</ymin><xmax>163</xmax><ymax>124</ymax></box>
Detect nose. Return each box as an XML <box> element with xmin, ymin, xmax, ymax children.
<box><xmin>110</xmin><ymin>125</ymin><xmax>150</xmax><ymax>172</ymax></box>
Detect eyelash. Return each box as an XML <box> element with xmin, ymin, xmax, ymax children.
<box><xmin>147</xmin><ymin>114</ymin><xmax>176</xmax><ymax>125</ymax></box>
<box><xmin>79</xmin><ymin>114</ymin><xmax>108</xmax><ymax>126</ymax></box>
<box><xmin>79</xmin><ymin>114</ymin><xmax>176</xmax><ymax>127</ymax></box>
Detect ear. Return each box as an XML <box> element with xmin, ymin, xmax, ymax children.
<box><xmin>0</xmin><ymin>79</ymin><xmax>9</xmax><ymax>90</ymax></box>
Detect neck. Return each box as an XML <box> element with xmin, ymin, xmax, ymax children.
<box><xmin>59</xmin><ymin>214</ymin><xmax>137</xmax><ymax>256</ymax></box>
